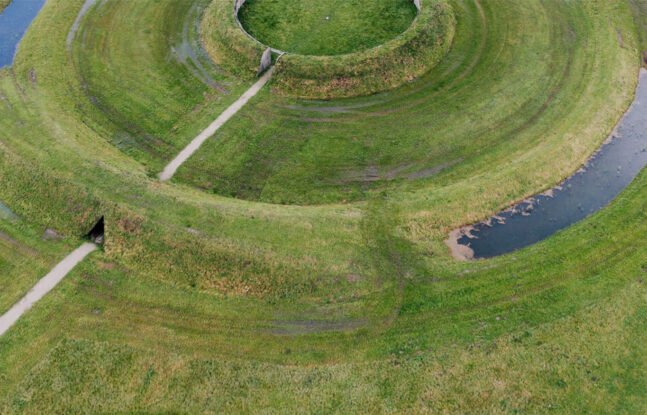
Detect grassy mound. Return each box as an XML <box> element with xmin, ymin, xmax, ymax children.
<box><xmin>202</xmin><ymin>0</ymin><xmax>455</xmax><ymax>98</ymax></box>
<box><xmin>184</xmin><ymin>0</ymin><xmax>636</xmax><ymax>205</ymax></box>
<box><xmin>238</xmin><ymin>0</ymin><xmax>418</xmax><ymax>56</ymax></box>
<box><xmin>0</xmin><ymin>0</ymin><xmax>646</xmax><ymax>412</ymax></box>
<box><xmin>270</xmin><ymin>0</ymin><xmax>453</xmax><ymax>98</ymax></box>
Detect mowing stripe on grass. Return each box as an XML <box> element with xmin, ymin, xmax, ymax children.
<box><xmin>66</xmin><ymin>0</ymin><xmax>98</xmax><ymax>51</ymax></box>
<box><xmin>159</xmin><ymin>66</ymin><xmax>275</xmax><ymax>181</ymax></box>
<box><xmin>0</xmin><ymin>242</ymin><xmax>97</xmax><ymax>337</ymax></box>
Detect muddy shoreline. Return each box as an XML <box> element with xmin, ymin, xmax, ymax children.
<box><xmin>447</xmin><ymin>68</ymin><xmax>647</xmax><ymax>260</ymax></box>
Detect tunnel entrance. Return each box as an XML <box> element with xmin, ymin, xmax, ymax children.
<box><xmin>86</xmin><ymin>216</ymin><xmax>104</xmax><ymax>244</ymax></box>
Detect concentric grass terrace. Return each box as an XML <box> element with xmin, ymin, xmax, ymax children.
<box><xmin>0</xmin><ymin>0</ymin><xmax>647</xmax><ymax>412</ymax></box>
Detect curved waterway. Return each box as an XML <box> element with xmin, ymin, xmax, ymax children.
<box><xmin>0</xmin><ymin>0</ymin><xmax>47</xmax><ymax>68</ymax></box>
<box><xmin>448</xmin><ymin>68</ymin><xmax>647</xmax><ymax>260</ymax></box>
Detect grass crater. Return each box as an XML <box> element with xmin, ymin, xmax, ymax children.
<box><xmin>238</xmin><ymin>0</ymin><xmax>418</xmax><ymax>56</ymax></box>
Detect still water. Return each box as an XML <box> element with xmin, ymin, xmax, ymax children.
<box><xmin>0</xmin><ymin>0</ymin><xmax>47</xmax><ymax>68</ymax></box>
<box><xmin>450</xmin><ymin>69</ymin><xmax>647</xmax><ymax>260</ymax></box>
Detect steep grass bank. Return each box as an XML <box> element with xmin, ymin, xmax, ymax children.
<box><xmin>202</xmin><ymin>0</ymin><xmax>455</xmax><ymax>97</ymax></box>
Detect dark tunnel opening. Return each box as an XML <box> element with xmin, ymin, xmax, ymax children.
<box><xmin>86</xmin><ymin>216</ymin><xmax>104</xmax><ymax>244</ymax></box>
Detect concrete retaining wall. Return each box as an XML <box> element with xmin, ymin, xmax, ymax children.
<box><xmin>257</xmin><ymin>47</ymin><xmax>272</xmax><ymax>75</ymax></box>
<box><xmin>234</xmin><ymin>0</ymin><xmax>245</xmax><ymax>13</ymax></box>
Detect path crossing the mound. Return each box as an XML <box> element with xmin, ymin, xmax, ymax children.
<box><xmin>0</xmin><ymin>243</ymin><xmax>97</xmax><ymax>337</ymax></box>
<box><xmin>159</xmin><ymin>66</ymin><xmax>275</xmax><ymax>181</ymax></box>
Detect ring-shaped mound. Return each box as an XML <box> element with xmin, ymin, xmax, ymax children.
<box><xmin>237</xmin><ymin>0</ymin><xmax>418</xmax><ymax>56</ymax></box>
<box><xmin>201</xmin><ymin>0</ymin><xmax>456</xmax><ymax>98</ymax></box>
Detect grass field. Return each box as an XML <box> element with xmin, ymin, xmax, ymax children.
<box><xmin>0</xmin><ymin>218</ymin><xmax>73</xmax><ymax>316</ymax></box>
<box><xmin>0</xmin><ymin>0</ymin><xmax>646</xmax><ymax>412</ymax></box>
<box><xmin>238</xmin><ymin>0</ymin><xmax>418</xmax><ymax>55</ymax></box>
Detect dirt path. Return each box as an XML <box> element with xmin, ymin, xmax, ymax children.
<box><xmin>159</xmin><ymin>66</ymin><xmax>275</xmax><ymax>181</ymax></box>
<box><xmin>0</xmin><ymin>242</ymin><xmax>97</xmax><ymax>337</ymax></box>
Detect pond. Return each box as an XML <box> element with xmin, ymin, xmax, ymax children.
<box><xmin>0</xmin><ymin>0</ymin><xmax>48</xmax><ymax>68</ymax></box>
<box><xmin>448</xmin><ymin>68</ymin><xmax>647</xmax><ymax>260</ymax></box>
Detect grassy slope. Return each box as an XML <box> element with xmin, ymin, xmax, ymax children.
<box><xmin>71</xmin><ymin>0</ymin><xmax>249</xmax><ymax>175</ymax></box>
<box><xmin>0</xmin><ymin>218</ymin><xmax>73</xmax><ymax>316</ymax></box>
<box><xmin>0</xmin><ymin>0</ymin><xmax>645</xmax><ymax>412</ymax></box>
<box><xmin>0</xmin><ymin>0</ymin><xmax>360</xmax><ymax>299</ymax></box>
<box><xmin>238</xmin><ymin>0</ymin><xmax>417</xmax><ymax>55</ymax></box>
<box><xmin>186</xmin><ymin>0</ymin><xmax>637</xmax><ymax>205</ymax></box>
<box><xmin>629</xmin><ymin>0</ymin><xmax>647</xmax><ymax>64</ymax></box>
<box><xmin>203</xmin><ymin>0</ymin><xmax>455</xmax><ymax>98</ymax></box>
<box><xmin>1</xmin><ymin>201</ymin><xmax>647</xmax><ymax>412</ymax></box>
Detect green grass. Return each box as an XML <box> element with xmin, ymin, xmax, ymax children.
<box><xmin>203</xmin><ymin>0</ymin><xmax>455</xmax><ymax>98</ymax></box>
<box><xmin>629</xmin><ymin>0</ymin><xmax>647</xmax><ymax>63</ymax></box>
<box><xmin>0</xmin><ymin>0</ymin><xmax>646</xmax><ymax>412</ymax></box>
<box><xmin>71</xmin><ymin>0</ymin><xmax>249</xmax><ymax>174</ymax></box>
<box><xmin>238</xmin><ymin>0</ymin><xmax>418</xmax><ymax>55</ymax></box>
<box><xmin>0</xmin><ymin>218</ymin><xmax>73</xmax><ymax>316</ymax></box>
<box><xmin>6</xmin><ymin>281</ymin><xmax>647</xmax><ymax>413</ymax></box>
<box><xmin>186</xmin><ymin>0</ymin><xmax>636</xmax><ymax>204</ymax></box>
<box><xmin>2</xmin><ymin>203</ymin><xmax>647</xmax><ymax>412</ymax></box>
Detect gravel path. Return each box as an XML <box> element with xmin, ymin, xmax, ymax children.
<box><xmin>0</xmin><ymin>242</ymin><xmax>97</xmax><ymax>337</ymax></box>
<box><xmin>66</xmin><ymin>0</ymin><xmax>98</xmax><ymax>50</ymax></box>
<box><xmin>159</xmin><ymin>66</ymin><xmax>275</xmax><ymax>181</ymax></box>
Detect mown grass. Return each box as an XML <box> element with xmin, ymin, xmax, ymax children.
<box><xmin>0</xmin><ymin>217</ymin><xmax>73</xmax><ymax>316</ymax></box>
<box><xmin>238</xmin><ymin>0</ymin><xmax>418</xmax><ymax>56</ymax></box>
<box><xmin>6</xmin><ymin>281</ymin><xmax>645</xmax><ymax>413</ymax></box>
<box><xmin>0</xmin><ymin>0</ymin><xmax>646</xmax><ymax>412</ymax></box>
<box><xmin>185</xmin><ymin>0</ymin><xmax>637</xmax><ymax>205</ymax></box>
<box><xmin>71</xmin><ymin>0</ymin><xmax>249</xmax><ymax>174</ymax></box>
<box><xmin>204</xmin><ymin>0</ymin><xmax>455</xmax><ymax>97</ymax></box>
<box><xmin>1</xmin><ymin>208</ymin><xmax>647</xmax><ymax>413</ymax></box>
